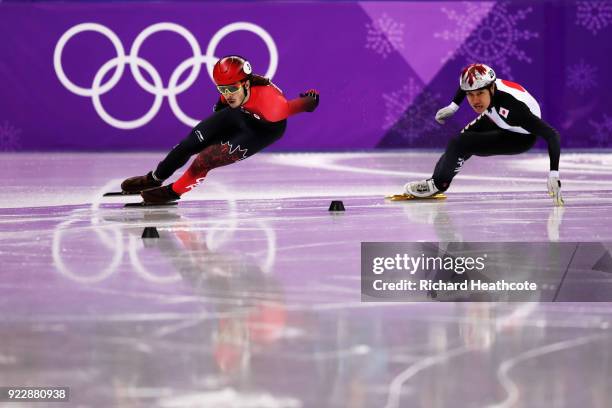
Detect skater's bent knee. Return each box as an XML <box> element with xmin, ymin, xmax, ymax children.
<box><xmin>446</xmin><ymin>136</ymin><xmax>464</xmax><ymax>153</ymax></box>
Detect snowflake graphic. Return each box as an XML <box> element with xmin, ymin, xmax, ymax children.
<box><xmin>576</xmin><ymin>1</ymin><xmax>612</xmax><ymax>35</ymax></box>
<box><xmin>382</xmin><ymin>76</ymin><xmax>423</xmax><ymax>130</ymax></box>
<box><xmin>567</xmin><ymin>60</ymin><xmax>598</xmax><ymax>94</ymax></box>
<box><xmin>434</xmin><ymin>3</ymin><xmax>491</xmax><ymax>60</ymax></box>
<box><xmin>589</xmin><ymin>114</ymin><xmax>612</xmax><ymax>146</ymax></box>
<box><xmin>0</xmin><ymin>120</ymin><xmax>22</xmax><ymax>151</ymax></box>
<box><xmin>383</xmin><ymin>80</ymin><xmax>441</xmax><ymax>144</ymax></box>
<box><xmin>365</xmin><ymin>13</ymin><xmax>404</xmax><ymax>59</ymax></box>
<box><xmin>435</xmin><ymin>2</ymin><xmax>539</xmax><ymax>76</ymax></box>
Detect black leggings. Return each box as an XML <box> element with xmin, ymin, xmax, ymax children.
<box><xmin>154</xmin><ymin>107</ymin><xmax>287</xmax><ymax>180</ymax></box>
<box><xmin>432</xmin><ymin>114</ymin><xmax>536</xmax><ymax>191</ymax></box>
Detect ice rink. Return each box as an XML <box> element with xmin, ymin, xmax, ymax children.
<box><xmin>1</xmin><ymin>151</ymin><xmax>612</xmax><ymax>407</ymax></box>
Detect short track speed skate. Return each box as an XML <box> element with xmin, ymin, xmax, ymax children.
<box><xmin>385</xmin><ymin>193</ymin><xmax>447</xmax><ymax>201</ymax></box>
<box><xmin>104</xmin><ymin>171</ymin><xmax>163</xmax><ymax>197</ymax></box>
<box><xmin>124</xmin><ymin>201</ymin><xmax>178</xmax><ymax>208</ymax></box>
<box><xmin>124</xmin><ymin>184</ymin><xmax>181</xmax><ymax>208</ymax></box>
<box><xmin>119</xmin><ymin>171</ymin><xmax>163</xmax><ymax>194</ymax></box>
<box><xmin>103</xmin><ymin>191</ymin><xmax>140</xmax><ymax>197</ymax></box>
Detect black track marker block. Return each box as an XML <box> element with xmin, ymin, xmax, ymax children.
<box><xmin>329</xmin><ymin>200</ymin><xmax>345</xmax><ymax>211</ymax></box>
<box><xmin>142</xmin><ymin>227</ymin><xmax>160</xmax><ymax>239</ymax></box>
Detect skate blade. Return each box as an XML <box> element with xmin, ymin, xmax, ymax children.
<box><xmin>104</xmin><ymin>191</ymin><xmax>140</xmax><ymax>197</ymax></box>
<box><xmin>124</xmin><ymin>201</ymin><xmax>178</xmax><ymax>208</ymax></box>
<box><xmin>385</xmin><ymin>193</ymin><xmax>447</xmax><ymax>201</ymax></box>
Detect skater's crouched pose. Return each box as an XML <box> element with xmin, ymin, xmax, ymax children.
<box><xmin>121</xmin><ymin>55</ymin><xmax>319</xmax><ymax>203</ymax></box>
<box><xmin>405</xmin><ymin>63</ymin><xmax>563</xmax><ymax>206</ymax></box>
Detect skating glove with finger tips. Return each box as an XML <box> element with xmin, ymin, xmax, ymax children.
<box><xmin>300</xmin><ymin>89</ymin><xmax>319</xmax><ymax>112</ymax></box>
<box><xmin>213</xmin><ymin>99</ymin><xmax>228</xmax><ymax>112</ymax></box>
<box><xmin>547</xmin><ymin>171</ymin><xmax>564</xmax><ymax>207</ymax></box>
<box><xmin>435</xmin><ymin>102</ymin><xmax>459</xmax><ymax>124</ymax></box>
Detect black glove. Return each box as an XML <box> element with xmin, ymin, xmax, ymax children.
<box><xmin>299</xmin><ymin>89</ymin><xmax>319</xmax><ymax>112</ymax></box>
<box><xmin>213</xmin><ymin>99</ymin><xmax>228</xmax><ymax>112</ymax></box>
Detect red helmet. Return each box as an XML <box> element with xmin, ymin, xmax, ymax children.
<box><xmin>212</xmin><ymin>56</ymin><xmax>253</xmax><ymax>86</ymax></box>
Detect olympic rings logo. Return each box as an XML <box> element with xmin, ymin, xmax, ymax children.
<box><xmin>54</xmin><ymin>22</ymin><xmax>278</xmax><ymax>129</ymax></box>
<box><xmin>52</xmin><ymin>179</ymin><xmax>277</xmax><ymax>284</ymax></box>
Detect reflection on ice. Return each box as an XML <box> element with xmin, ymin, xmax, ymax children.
<box><xmin>1</xmin><ymin>152</ymin><xmax>612</xmax><ymax>407</ymax></box>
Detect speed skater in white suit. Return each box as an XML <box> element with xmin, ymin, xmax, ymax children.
<box><xmin>404</xmin><ymin>63</ymin><xmax>564</xmax><ymax>206</ymax></box>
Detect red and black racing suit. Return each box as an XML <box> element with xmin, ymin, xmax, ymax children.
<box><xmin>154</xmin><ymin>77</ymin><xmax>317</xmax><ymax>195</ymax></box>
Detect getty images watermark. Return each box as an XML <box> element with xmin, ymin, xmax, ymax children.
<box><xmin>371</xmin><ymin>252</ymin><xmax>537</xmax><ymax>291</ymax></box>
<box><xmin>361</xmin><ymin>242</ymin><xmax>612</xmax><ymax>302</ymax></box>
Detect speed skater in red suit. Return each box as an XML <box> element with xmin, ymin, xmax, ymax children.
<box><xmin>120</xmin><ymin>55</ymin><xmax>319</xmax><ymax>203</ymax></box>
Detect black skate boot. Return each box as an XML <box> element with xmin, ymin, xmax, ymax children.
<box><xmin>121</xmin><ymin>171</ymin><xmax>162</xmax><ymax>193</ymax></box>
<box><xmin>141</xmin><ymin>184</ymin><xmax>181</xmax><ymax>204</ymax></box>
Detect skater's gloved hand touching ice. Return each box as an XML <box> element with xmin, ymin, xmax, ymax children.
<box><xmin>299</xmin><ymin>89</ymin><xmax>319</xmax><ymax>112</ymax></box>
<box><xmin>435</xmin><ymin>102</ymin><xmax>459</xmax><ymax>124</ymax></box>
<box><xmin>547</xmin><ymin>171</ymin><xmax>564</xmax><ymax>207</ymax></box>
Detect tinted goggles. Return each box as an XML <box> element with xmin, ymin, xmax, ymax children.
<box><xmin>216</xmin><ymin>82</ymin><xmax>244</xmax><ymax>96</ymax></box>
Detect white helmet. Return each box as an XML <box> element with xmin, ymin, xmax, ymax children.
<box><xmin>460</xmin><ymin>63</ymin><xmax>496</xmax><ymax>91</ymax></box>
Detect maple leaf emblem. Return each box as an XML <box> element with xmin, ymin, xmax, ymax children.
<box><xmin>461</xmin><ymin>64</ymin><xmax>489</xmax><ymax>86</ymax></box>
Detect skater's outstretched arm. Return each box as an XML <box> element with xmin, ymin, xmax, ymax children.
<box><xmin>452</xmin><ymin>87</ymin><xmax>466</xmax><ymax>106</ymax></box>
<box><xmin>214</xmin><ymin>83</ymin><xmax>319</xmax><ymax>121</ymax></box>
<box><xmin>435</xmin><ymin>87</ymin><xmax>465</xmax><ymax>124</ymax></box>
<box><xmin>520</xmin><ymin>113</ymin><xmax>561</xmax><ymax>172</ymax></box>
<box><xmin>516</xmin><ymin>108</ymin><xmax>563</xmax><ymax>206</ymax></box>
<box><xmin>251</xmin><ymin>86</ymin><xmax>319</xmax><ymax>122</ymax></box>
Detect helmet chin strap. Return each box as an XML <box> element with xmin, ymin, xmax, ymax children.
<box><xmin>485</xmin><ymin>84</ymin><xmax>495</xmax><ymax>110</ymax></box>
<box><xmin>239</xmin><ymin>81</ymin><xmax>250</xmax><ymax>106</ymax></box>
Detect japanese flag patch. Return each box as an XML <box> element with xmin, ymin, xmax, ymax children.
<box><xmin>499</xmin><ymin>107</ymin><xmax>510</xmax><ymax>118</ymax></box>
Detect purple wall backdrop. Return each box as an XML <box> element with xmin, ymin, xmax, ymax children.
<box><xmin>1</xmin><ymin>1</ymin><xmax>611</xmax><ymax>151</ymax></box>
